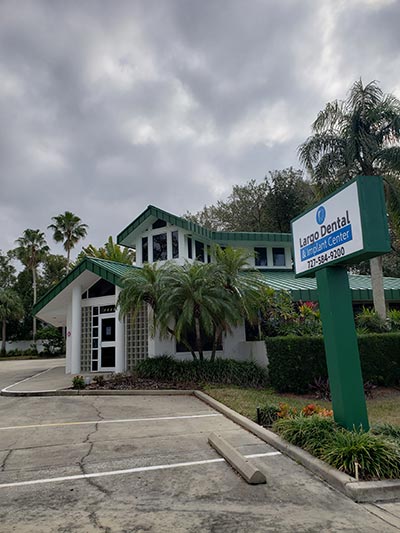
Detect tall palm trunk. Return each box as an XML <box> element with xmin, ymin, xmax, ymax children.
<box><xmin>195</xmin><ymin>317</ymin><xmax>203</xmax><ymax>361</ymax></box>
<box><xmin>370</xmin><ymin>256</ymin><xmax>386</xmax><ymax>319</ymax></box>
<box><xmin>211</xmin><ymin>326</ymin><xmax>221</xmax><ymax>362</ymax></box>
<box><xmin>1</xmin><ymin>320</ymin><xmax>6</xmax><ymax>355</ymax></box>
<box><xmin>66</xmin><ymin>246</ymin><xmax>71</xmax><ymax>272</ymax></box>
<box><xmin>32</xmin><ymin>266</ymin><xmax>37</xmax><ymax>342</ymax></box>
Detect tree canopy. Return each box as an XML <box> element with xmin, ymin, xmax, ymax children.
<box><xmin>185</xmin><ymin>168</ymin><xmax>314</xmax><ymax>233</ymax></box>
<box><xmin>48</xmin><ymin>211</ymin><xmax>88</xmax><ymax>271</ymax></box>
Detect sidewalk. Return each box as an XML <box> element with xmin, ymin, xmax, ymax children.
<box><xmin>2</xmin><ymin>365</ymin><xmax>72</xmax><ymax>393</ymax></box>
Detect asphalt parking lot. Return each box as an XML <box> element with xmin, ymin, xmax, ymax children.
<box><xmin>0</xmin><ymin>360</ymin><xmax>399</xmax><ymax>532</ymax></box>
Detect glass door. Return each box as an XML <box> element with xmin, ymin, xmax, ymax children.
<box><xmin>99</xmin><ymin>315</ymin><xmax>116</xmax><ymax>370</ymax></box>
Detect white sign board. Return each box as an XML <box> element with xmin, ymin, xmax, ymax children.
<box><xmin>292</xmin><ymin>182</ymin><xmax>364</xmax><ymax>275</ymax></box>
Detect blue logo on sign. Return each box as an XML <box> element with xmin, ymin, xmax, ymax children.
<box><xmin>316</xmin><ymin>206</ymin><xmax>326</xmax><ymax>225</ymax></box>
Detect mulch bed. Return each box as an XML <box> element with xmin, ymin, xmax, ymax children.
<box><xmin>86</xmin><ymin>375</ymin><xmax>202</xmax><ymax>391</ymax></box>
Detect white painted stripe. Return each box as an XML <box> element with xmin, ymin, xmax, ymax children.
<box><xmin>0</xmin><ymin>413</ymin><xmax>222</xmax><ymax>431</ymax></box>
<box><xmin>1</xmin><ymin>367</ymin><xmax>56</xmax><ymax>393</ymax></box>
<box><xmin>0</xmin><ymin>452</ymin><xmax>281</xmax><ymax>489</ymax></box>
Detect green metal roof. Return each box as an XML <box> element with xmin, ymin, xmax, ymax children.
<box><xmin>34</xmin><ymin>253</ymin><xmax>400</xmax><ymax>317</ymax></box>
<box><xmin>33</xmin><ymin>257</ymin><xmax>137</xmax><ymax>315</ymax></box>
<box><xmin>260</xmin><ymin>270</ymin><xmax>400</xmax><ymax>302</ymax></box>
<box><xmin>117</xmin><ymin>204</ymin><xmax>291</xmax><ymax>247</ymax></box>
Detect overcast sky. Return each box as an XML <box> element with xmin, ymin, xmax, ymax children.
<box><xmin>1</xmin><ymin>0</ymin><xmax>399</xmax><ymax>261</ymax></box>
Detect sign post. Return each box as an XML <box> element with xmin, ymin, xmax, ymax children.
<box><xmin>292</xmin><ymin>176</ymin><xmax>390</xmax><ymax>430</ymax></box>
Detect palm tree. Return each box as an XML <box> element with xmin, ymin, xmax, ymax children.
<box><xmin>298</xmin><ymin>79</ymin><xmax>400</xmax><ymax>318</ymax></box>
<box><xmin>14</xmin><ymin>229</ymin><xmax>49</xmax><ymax>340</ymax></box>
<box><xmin>48</xmin><ymin>211</ymin><xmax>88</xmax><ymax>271</ymax></box>
<box><xmin>158</xmin><ymin>262</ymin><xmax>240</xmax><ymax>360</ymax></box>
<box><xmin>78</xmin><ymin>236</ymin><xmax>135</xmax><ymax>265</ymax></box>
<box><xmin>211</xmin><ymin>245</ymin><xmax>264</xmax><ymax>357</ymax></box>
<box><xmin>0</xmin><ymin>289</ymin><xmax>24</xmax><ymax>355</ymax></box>
<box><xmin>118</xmin><ymin>256</ymin><xmax>263</xmax><ymax>361</ymax></box>
<box><xmin>118</xmin><ymin>263</ymin><xmax>163</xmax><ymax>335</ymax></box>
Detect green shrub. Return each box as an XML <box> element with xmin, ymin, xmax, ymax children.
<box><xmin>273</xmin><ymin>415</ymin><xmax>338</xmax><ymax>454</ymax></box>
<box><xmin>388</xmin><ymin>309</ymin><xmax>400</xmax><ymax>331</ymax></box>
<box><xmin>72</xmin><ymin>375</ymin><xmax>85</xmax><ymax>389</ymax></box>
<box><xmin>136</xmin><ymin>356</ymin><xmax>268</xmax><ymax>387</ymax></box>
<box><xmin>267</xmin><ymin>333</ymin><xmax>400</xmax><ymax>393</ymax></box>
<box><xmin>358</xmin><ymin>333</ymin><xmax>400</xmax><ymax>385</ymax></box>
<box><xmin>36</xmin><ymin>326</ymin><xmax>65</xmax><ymax>354</ymax></box>
<box><xmin>355</xmin><ymin>307</ymin><xmax>389</xmax><ymax>333</ymax></box>
<box><xmin>372</xmin><ymin>423</ymin><xmax>400</xmax><ymax>443</ymax></box>
<box><xmin>257</xmin><ymin>404</ymin><xmax>280</xmax><ymax>427</ymax></box>
<box><xmin>92</xmin><ymin>375</ymin><xmax>105</xmax><ymax>387</ymax></box>
<box><xmin>321</xmin><ymin>430</ymin><xmax>400</xmax><ymax>480</ymax></box>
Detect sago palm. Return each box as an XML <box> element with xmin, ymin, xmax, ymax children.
<box><xmin>298</xmin><ymin>79</ymin><xmax>400</xmax><ymax>317</ymax></box>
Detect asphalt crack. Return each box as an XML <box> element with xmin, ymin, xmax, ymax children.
<box><xmin>1</xmin><ymin>449</ymin><xmax>13</xmax><ymax>472</ymax></box>
<box><xmin>89</xmin><ymin>510</ymin><xmax>112</xmax><ymax>533</ymax></box>
<box><xmin>77</xmin><ymin>399</ymin><xmax>111</xmax><ymax>497</ymax></box>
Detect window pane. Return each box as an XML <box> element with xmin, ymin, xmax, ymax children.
<box><xmin>255</xmin><ymin>247</ymin><xmax>267</xmax><ymax>267</ymax></box>
<box><xmin>195</xmin><ymin>240</ymin><xmax>205</xmax><ymax>262</ymax></box>
<box><xmin>102</xmin><ymin>318</ymin><xmax>115</xmax><ymax>342</ymax></box>
<box><xmin>93</xmin><ymin>316</ymin><xmax>98</xmax><ymax>326</ymax></box>
<box><xmin>153</xmin><ymin>233</ymin><xmax>167</xmax><ymax>261</ymax></box>
<box><xmin>207</xmin><ymin>246</ymin><xmax>211</xmax><ymax>263</ymax></box>
<box><xmin>88</xmin><ymin>279</ymin><xmax>115</xmax><ymax>298</ymax></box>
<box><xmin>273</xmin><ymin>247</ymin><xmax>286</xmax><ymax>266</ymax></box>
<box><xmin>172</xmin><ymin>231</ymin><xmax>179</xmax><ymax>259</ymax></box>
<box><xmin>92</xmin><ymin>360</ymin><xmax>98</xmax><ymax>371</ymax></box>
<box><xmin>188</xmin><ymin>237</ymin><xmax>193</xmax><ymax>259</ymax></box>
<box><xmin>101</xmin><ymin>347</ymin><xmax>115</xmax><ymax>367</ymax></box>
<box><xmin>93</xmin><ymin>307</ymin><xmax>99</xmax><ymax>316</ymax></box>
<box><xmin>92</xmin><ymin>327</ymin><xmax>98</xmax><ymax>338</ymax></box>
<box><xmin>152</xmin><ymin>219</ymin><xmax>167</xmax><ymax>229</ymax></box>
<box><xmin>142</xmin><ymin>237</ymin><xmax>148</xmax><ymax>263</ymax></box>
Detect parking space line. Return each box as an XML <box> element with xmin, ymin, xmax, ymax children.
<box><xmin>1</xmin><ymin>367</ymin><xmax>55</xmax><ymax>393</ymax></box>
<box><xmin>0</xmin><ymin>413</ymin><xmax>223</xmax><ymax>431</ymax></box>
<box><xmin>0</xmin><ymin>451</ymin><xmax>281</xmax><ymax>489</ymax></box>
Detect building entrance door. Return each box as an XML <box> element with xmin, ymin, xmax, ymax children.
<box><xmin>99</xmin><ymin>315</ymin><xmax>116</xmax><ymax>371</ymax></box>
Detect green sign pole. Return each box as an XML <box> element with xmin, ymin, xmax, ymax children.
<box><xmin>316</xmin><ymin>266</ymin><xmax>369</xmax><ymax>431</ymax></box>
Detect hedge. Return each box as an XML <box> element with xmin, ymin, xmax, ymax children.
<box><xmin>136</xmin><ymin>356</ymin><xmax>269</xmax><ymax>388</ymax></box>
<box><xmin>267</xmin><ymin>333</ymin><xmax>400</xmax><ymax>393</ymax></box>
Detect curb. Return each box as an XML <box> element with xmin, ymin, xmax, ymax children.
<box><xmin>194</xmin><ymin>391</ymin><xmax>400</xmax><ymax>503</ymax></box>
<box><xmin>1</xmin><ymin>388</ymin><xmax>195</xmax><ymax>397</ymax></box>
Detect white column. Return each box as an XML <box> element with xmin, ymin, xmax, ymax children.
<box><xmin>167</xmin><ymin>231</ymin><xmax>173</xmax><ymax>260</ymax></box>
<box><xmin>136</xmin><ymin>237</ymin><xmax>142</xmax><ymax>266</ymax></box>
<box><xmin>115</xmin><ymin>287</ymin><xmax>125</xmax><ymax>372</ymax></box>
<box><xmin>178</xmin><ymin>231</ymin><xmax>185</xmax><ymax>261</ymax></box>
<box><xmin>71</xmin><ymin>285</ymin><xmax>82</xmax><ymax>374</ymax></box>
<box><xmin>66</xmin><ymin>303</ymin><xmax>72</xmax><ymax>374</ymax></box>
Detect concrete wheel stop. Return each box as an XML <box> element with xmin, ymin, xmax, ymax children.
<box><xmin>208</xmin><ymin>432</ymin><xmax>266</xmax><ymax>485</ymax></box>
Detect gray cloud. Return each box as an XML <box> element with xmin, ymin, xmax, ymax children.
<box><xmin>1</xmin><ymin>0</ymin><xmax>399</xmax><ymax>261</ymax></box>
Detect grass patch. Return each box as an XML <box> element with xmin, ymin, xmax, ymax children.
<box><xmin>203</xmin><ymin>385</ymin><xmax>400</xmax><ymax>426</ymax></box>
